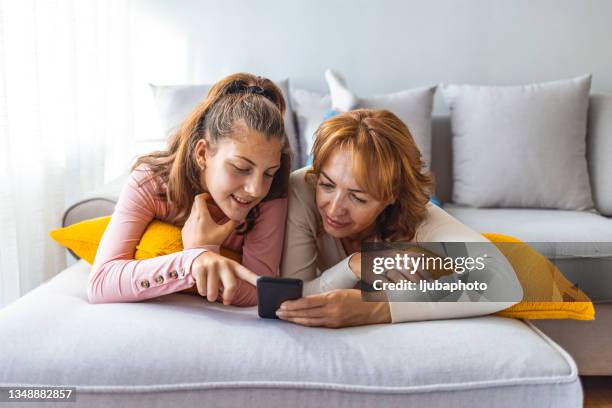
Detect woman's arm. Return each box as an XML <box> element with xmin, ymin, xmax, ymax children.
<box><xmin>226</xmin><ymin>197</ymin><xmax>289</xmax><ymax>307</ymax></box>
<box><xmin>88</xmin><ymin>166</ymin><xmax>218</xmax><ymax>303</ymax></box>
<box><xmin>385</xmin><ymin>204</ymin><xmax>524</xmax><ymax>322</ymax></box>
<box><xmin>279</xmin><ymin>204</ymin><xmax>523</xmax><ymax>327</ymax></box>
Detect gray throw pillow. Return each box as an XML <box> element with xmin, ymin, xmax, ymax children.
<box><xmin>321</xmin><ymin>72</ymin><xmax>436</xmax><ymax>169</ymax></box>
<box><xmin>354</xmin><ymin>86</ymin><xmax>437</xmax><ymax>169</ymax></box>
<box><xmin>150</xmin><ymin>79</ymin><xmax>301</xmax><ymax>170</ymax></box>
<box><xmin>442</xmin><ymin>75</ymin><xmax>594</xmax><ymax>211</ymax></box>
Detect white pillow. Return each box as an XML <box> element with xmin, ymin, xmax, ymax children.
<box><xmin>289</xmin><ymin>88</ymin><xmax>331</xmax><ymax>166</ymax></box>
<box><xmin>442</xmin><ymin>74</ymin><xmax>594</xmax><ymax>210</ymax></box>
<box><xmin>150</xmin><ymin>79</ymin><xmax>301</xmax><ymax>169</ymax></box>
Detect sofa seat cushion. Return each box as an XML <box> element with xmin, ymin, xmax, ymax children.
<box><xmin>0</xmin><ymin>261</ymin><xmax>582</xmax><ymax>408</ymax></box>
<box><xmin>443</xmin><ymin>204</ymin><xmax>612</xmax><ymax>256</ymax></box>
<box><xmin>443</xmin><ymin>204</ymin><xmax>612</xmax><ymax>301</ymax></box>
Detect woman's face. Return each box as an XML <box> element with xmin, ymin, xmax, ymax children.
<box><xmin>196</xmin><ymin>123</ymin><xmax>282</xmax><ymax>222</ymax></box>
<box><xmin>315</xmin><ymin>147</ymin><xmax>390</xmax><ymax>240</ymax></box>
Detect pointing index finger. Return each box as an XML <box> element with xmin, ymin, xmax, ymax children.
<box><xmin>233</xmin><ymin>263</ymin><xmax>258</xmax><ymax>286</ymax></box>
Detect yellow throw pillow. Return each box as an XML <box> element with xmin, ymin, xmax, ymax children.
<box><xmin>50</xmin><ymin>216</ymin><xmax>181</xmax><ymax>264</ymax></box>
<box><xmin>49</xmin><ymin>215</ymin><xmax>241</xmax><ymax>265</ymax></box>
<box><xmin>50</xmin><ymin>216</ymin><xmax>111</xmax><ymax>264</ymax></box>
<box><xmin>485</xmin><ymin>233</ymin><xmax>594</xmax><ymax>321</ymax></box>
<box><xmin>50</xmin><ymin>217</ymin><xmax>594</xmax><ymax>320</ymax></box>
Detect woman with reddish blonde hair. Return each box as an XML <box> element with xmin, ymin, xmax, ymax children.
<box><xmin>280</xmin><ymin>109</ymin><xmax>522</xmax><ymax>327</ymax></box>
<box><xmin>89</xmin><ymin>73</ymin><xmax>291</xmax><ymax>306</ymax></box>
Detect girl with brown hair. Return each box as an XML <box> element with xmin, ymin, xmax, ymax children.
<box><xmin>88</xmin><ymin>73</ymin><xmax>291</xmax><ymax>306</ymax></box>
<box><xmin>279</xmin><ymin>109</ymin><xmax>522</xmax><ymax>327</ymax></box>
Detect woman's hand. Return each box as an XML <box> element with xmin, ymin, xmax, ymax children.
<box><xmin>182</xmin><ymin>193</ymin><xmax>239</xmax><ymax>248</ymax></box>
<box><xmin>276</xmin><ymin>289</ymin><xmax>391</xmax><ymax>328</ymax></box>
<box><xmin>191</xmin><ymin>251</ymin><xmax>258</xmax><ymax>305</ymax></box>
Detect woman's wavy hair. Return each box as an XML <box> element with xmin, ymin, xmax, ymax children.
<box><xmin>307</xmin><ymin>109</ymin><xmax>433</xmax><ymax>241</ymax></box>
<box><xmin>132</xmin><ymin>73</ymin><xmax>292</xmax><ymax>234</ymax></box>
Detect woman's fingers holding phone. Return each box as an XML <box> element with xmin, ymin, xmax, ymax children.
<box><xmin>279</xmin><ymin>293</ymin><xmax>328</xmax><ymax>311</ymax></box>
<box><xmin>276</xmin><ymin>306</ymin><xmax>325</xmax><ymax>318</ymax></box>
<box><xmin>278</xmin><ymin>289</ymin><xmax>391</xmax><ymax>328</ymax></box>
<box><xmin>277</xmin><ymin>294</ymin><xmax>330</xmax><ymax>326</ymax></box>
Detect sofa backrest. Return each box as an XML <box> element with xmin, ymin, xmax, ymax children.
<box><xmin>430</xmin><ymin>115</ymin><xmax>453</xmax><ymax>204</ymax></box>
<box><xmin>587</xmin><ymin>93</ymin><xmax>612</xmax><ymax>216</ymax></box>
<box><xmin>430</xmin><ymin>93</ymin><xmax>612</xmax><ymax>216</ymax></box>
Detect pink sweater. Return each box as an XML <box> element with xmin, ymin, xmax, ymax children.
<box><xmin>88</xmin><ymin>164</ymin><xmax>288</xmax><ymax>306</ymax></box>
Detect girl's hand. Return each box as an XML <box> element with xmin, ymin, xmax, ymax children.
<box><xmin>276</xmin><ymin>289</ymin><xmax>391</xmax><ymax>328</ymax></box>
<box><xmin>191</xmin><ymin>251</ymin><xmax>258</xmax><ymax>305</ymax></box>
<box><xmin>182</xmin><ymin>193</ymin><xmax>240</xmax><ymax>248</ymax></box>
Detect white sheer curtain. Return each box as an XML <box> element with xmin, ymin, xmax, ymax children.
<box><xmin>0</xmin><ymin>0</ymin><xmax>135</xmax><ymax>308</ymax></box>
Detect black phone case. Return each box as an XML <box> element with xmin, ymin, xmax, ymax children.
<box><xmin>257</xmin><ymin>277</ymin><xmax>303</xmax><ymax>319</ymax></box>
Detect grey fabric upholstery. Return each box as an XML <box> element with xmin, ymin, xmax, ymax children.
<box><xmin>0</xmin><ymin>261</ymin><xmax>583</xmax><ymax>408</ymax></box>
<box><xmin>432</xmin><ymin>93</ymin><xmax>612</xmax><ymax>215</ymax></box>
<box><xmin>441</xmin><ymin>76</ymin><xmax>594</xmax><ymax>210</ymax></box>
<box><xmin>588</xmin><ymin>93</ymin><xmax>612</xmax><ymax>216</ymax></box>
<box><xmin>443</xmin><ymin>203</ymin><xmax>612</xmax><ymax>302</ymax></box>
<box><xmin>431</xmin><ymin>115</ymin><xmax>453</xmax><ymax>203</ymax></box>
<box><xmin>442</xmin><ymin>204</ymin><xmax>612</xmax><ymax>246</ymax></box>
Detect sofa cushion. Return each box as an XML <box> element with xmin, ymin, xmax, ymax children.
<box><xmin>150</xmin><ymin>79</ymin><xmax>301</xmax><ymax>170</ymax></box>
<box><xmin>324</xmin><ymin>75</ymin><xmax>436</xmax><ymax>168</ymax></box>
<box><xmin>442</xmin><ymin>75</ymin><xmax>594</xmax><ymax>211</ymax></box>
<box><xmin>0</xmin><ymin>260</ymin><xmax>582</xmax><ymax>408</ymax></box>
<box><xmin>443</xmin><ymin>204</ymin><xmax>612</xmax><ymax>301</ymax></box>
<box><xmin>443</xmin><ymin>204</ymin><xmax>612</xmax><ymax>250</ymax></box>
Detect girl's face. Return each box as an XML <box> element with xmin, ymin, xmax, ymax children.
<box><xmin>315</xmin><ymin>147</ymin><xmax>390</xmax><ymax>240</ymax></box>
<box><xmin>196</xmin><ymin>123</ymin><xmax>282</xmax><ymax>222</ymax></box>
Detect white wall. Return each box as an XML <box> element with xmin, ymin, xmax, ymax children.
<box><xmin>130</xmin><ymin>0</ymin><xmax>612</xmax><ymax>141</ymax></box>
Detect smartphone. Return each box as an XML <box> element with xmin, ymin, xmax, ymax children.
<box><xmin>257</xmin><ymin>276</ymin><xmax>303</xmax><ymax>319</ymax></box>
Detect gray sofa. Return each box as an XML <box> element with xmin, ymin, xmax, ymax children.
<box><xmin>4</xmin><ymin>93</ymin><xmax>612</xmax><ymax>407</ymax></box>
<box><xmin>431</xmin><ymin>93</ymin><xmax>612</xmax><ymax>376</ymax></box>
<box><xmin>0</xmin><ymin>260</ymin><xmax>583</xmax><ymax>407</ymax></box>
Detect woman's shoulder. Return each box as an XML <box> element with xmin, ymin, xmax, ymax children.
<box><xmin>415</xmin><ymin>202</ymin><xmax>486</xmax><ymax>242</ymax></box>
<box><xmin>289</xmin><ymin>166</ymin><xmax>316</xmax><ymax>204</ymax></box>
